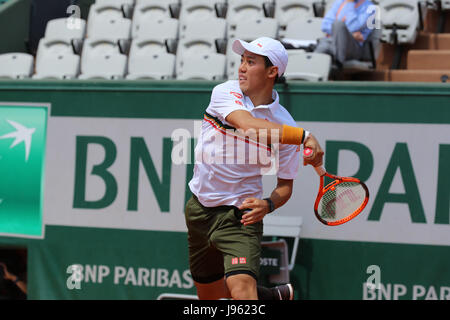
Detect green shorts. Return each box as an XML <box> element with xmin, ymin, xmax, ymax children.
<box><xmin>185</xmin><ymin>195</ymin><xmax>263</xmax><ymax>284</ymax></box>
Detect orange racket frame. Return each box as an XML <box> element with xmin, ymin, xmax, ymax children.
<box><xmin>312</xmin><ymin>166</ymin><xmax>369</xmax><ymax>226</ymax></box>
<box><xmin>304</xmin><ymin>147</ymin><xmax>369</xmax><ymax>226</ymax></box>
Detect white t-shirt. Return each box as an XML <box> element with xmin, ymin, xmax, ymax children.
<box><xmin>189</xmin><ymin>80</ymin><xmax>300</xmax><ymax>208</ymax></box>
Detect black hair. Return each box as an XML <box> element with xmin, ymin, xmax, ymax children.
<box><xmin>263</xmin><ymin>56</ymin><xmax>284</xmax><ymax>84</ymax></box>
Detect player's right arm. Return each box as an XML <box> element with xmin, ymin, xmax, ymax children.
<box><xmin>226</xmin><ymin>109</ymin><xmax>307</xmax><ymax>144</ymax></box>
<box><xmin>226</xmin><ymin>109</ymin><xmax>283</xmax><ymax>140</ymax></box>
<box><xmin>208</xmin><ymin>81</ymin><xmax>323</xmax><ymax>166</ymax></box>
<box><xmin>226</xmin><ymin>110</ymin><xmax>323</xmax><ymax>166</ymax></box>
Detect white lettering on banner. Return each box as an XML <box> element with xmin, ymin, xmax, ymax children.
<box><xmin>80</xmin><ymin>264</ymin><xmax>110</xmax><ymax>283</ymax></box>
<box><xmin>67</xmin><ymin>264</ymin><xmax>193</xmax><ymax>289</ymax></box>
<box><xmin>260</xmin><ymin>257</ymin><xmax>278</xmax><ymax>267</ymax></box>
<box><xmin>363</xmin><ymin>282</ymin><xmax>450</xmax><ymax>300</ymax></box>
<box><xmin>44</xmin><ymin>118</ymin><xmax>450</xmax><ymax>246</ymax></box>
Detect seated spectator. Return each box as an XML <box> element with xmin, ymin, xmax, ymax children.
<box><xmin>315</xmin><ymin>0</ymin><xmax>375</xmax><ymax>68</ymax></box>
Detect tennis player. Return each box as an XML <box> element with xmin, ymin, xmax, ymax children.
<box><xmin>185</xmin><ymin>37</ymin><xmax>324</xmax><ymax>300</ymax></box>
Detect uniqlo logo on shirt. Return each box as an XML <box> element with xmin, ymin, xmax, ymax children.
<box><xmin>231</xmin><ymin>258</ymin><xmax>239</xmax><ymax>265</ymax></box>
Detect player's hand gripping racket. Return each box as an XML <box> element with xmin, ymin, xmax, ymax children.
<box><xmin>303</xmin><ymin>147</ymin><xmax>369</xmax><ymax>226</ymax></box>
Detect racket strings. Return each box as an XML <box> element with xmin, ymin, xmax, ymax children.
<box><xmin>318</xmin><ymin>181</ymin><xmax>367</xmax><ymax>222</ymax></box>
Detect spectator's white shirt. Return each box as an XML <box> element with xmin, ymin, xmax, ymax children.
<box><xmin>189</xmin><ymin>80</ymin><xmax>300</xmax><ymax>208</ymax></box>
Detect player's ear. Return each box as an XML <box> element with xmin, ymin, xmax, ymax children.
<box><xmin>267</xmin><ymin>66</ymin><xmax>278</xmax><ymax>80</ymax></box>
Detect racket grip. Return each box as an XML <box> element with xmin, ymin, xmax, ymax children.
<box><xmin>313</xmin><ymin>166</ymin><xmax>327</xmax><ymax>176</ymax></box>
<box><xmin>303</xmin><ymin>147</ymin><xmax>326</xmax><ymax>176</ymax></box>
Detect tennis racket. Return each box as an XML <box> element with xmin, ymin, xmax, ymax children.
<box><xmin>303</xmin><ymin>147</ymin><xmax>369</xmax><ymax>226</ymax></box>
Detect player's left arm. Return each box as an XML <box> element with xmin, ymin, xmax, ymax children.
<box><xmin>238</xmin><ymin>178</ymin><xmax>293</xmax><ymax>226</ymax></box>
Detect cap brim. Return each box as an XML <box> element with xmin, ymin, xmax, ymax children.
<box><xmin>232</xmin><ymin>39</ymin><xmax>265</xmax><ymax>57</ymax></box>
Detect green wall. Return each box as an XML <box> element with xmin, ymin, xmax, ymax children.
<box><xmin>0</xmin><ymin>80</ymin><xmax>449</xmax><ymax>121</ymax></box>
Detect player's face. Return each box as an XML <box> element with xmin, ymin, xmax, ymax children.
<box><xmin>238</xmin><ymin>51</ymin><xmax>273</xmax><ymax>95</ymax></box>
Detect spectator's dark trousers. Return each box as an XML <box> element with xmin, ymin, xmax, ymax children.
<box><xmin>315</xmin><ymin>20</ymin><xmax>372</xmax><ymax>65</ymax></box>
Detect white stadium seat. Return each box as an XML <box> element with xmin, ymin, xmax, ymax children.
<box><xmin>133</xmin><ymin>17</ymin><xmax>178</xmax><ymax>40</ymax></box>
<box><xmin>132</xmin><ymin>17</ymin><xmax>178</xmax><ymax>53</ymax></box>
<box><xmin>79</xmin><ymin>53</ymin><xmax>127</xmax><ymax>80</ymax></box>
<box><xmin>128</xmin><ymin>30</ymin><xmax>174</xmax><ymax>79</ymax></box>
<box><xmin>274</xmin><ymin>0</ymin><xmax>316</xmax><ymax>28</ymax></box>
<box><xmin>44</xmin><ymin>18</ymin><xmax>86</xmax><ymax>41</ymax></box>
<box><xmin>443</xmin><ymin>0</ymin><xmax>450</xmax><ymax>10</ymax></box>
<box><xmin>81</xmin><ymin>38</ymin><xmax>122</xmax><ymax>59</ymax></box>
<box><xmin>36</xmin><ymin>38</ymin><xmax>75</xmax><ymax>60</ymax></box>
<box><xmin>280</xmin><ymin>17</ymin><xmax>325</xmax><ymax>49</ymax></box>
<box><xmin>132</xmin><ymin>0</ymin><xmax>178</xmax><ymax>36</ymax></box>
<box><xmin>179</xmin><ymin>18</ymin><xmax>226</xmax><ymax>41</ymax></box>
<box><xmin>226</xmin><ymin>0</ymin><xmax>271</xmax><ymax>24</ymax></box>
<box><xmin>284</xmin><ymin>50</ymin><xmax>331</xmax><ymax>81</ymax></box>
<box><xmin>33</xmin><ymin>17</ymin><xmax>86</xmax><ymax>80</ymax></box>
<box><xmin>88</xmin><ymin>16</ymin><xmax>132</xmax><ymax>40</ymax></box>
<box><xmin>33</xmin><ymin>53</ymin><xmax>80</xmax><ymax>80</ymax></box>
<box><xmin>179</xmin><ymin>0</ymin><xmax>224</xmax><ymax>23</ymax></box>
<box><xmin>87</xmin><ymin>3</ymin><xmax>127</xmax><ymax>37</ymax></box>
<box><xmin>177</xmin><ymin>37</ymin><xmax>219</xmax><ymax>57</ymax></box>
<box><xmin>79</xmin><ymin>38</ymin><xmax>127</xmax><ymax>79</ymax></box>
<box><xmin>176</xmin><ymin>52</ymin><xmax>226</xmax><ymax>80</ymax></box>
<box><xmin>379</xmin><ymin>0</ymin><xmax>420</xmax><ymax>44</ymax></box>
<box><xmin>35</xmin><ymin>38</ymin><xmax>80</xmax><ymax>79</ymax></box>
<box><xmin>129</xmin><ymin>38</ymin><xmax>171</xmax><ymax>58</ymax></box>
<box><xmin>228</xmin><ymin>17</ymin><xmax>279</xmax><ymax>41</ymax></box>
<box><xmin>281</xmin><ymin>17</ymin><xmax>324</xmax><ymax>41</ymax></box>
<box><xmin>176</xmin><ymin>37</ymin><xmax>220</xmax><ymax>78</ymax></box>
<box><xmin>0</xmin><ymin>53</ymin><xmax>34</xmax><ymax>79</ymax></box>
<box><xmin>43</xmin><ymin>18</ymin><xmax>86</xmax><ymax>55</ymax></box>
<box><xmin>127</xmin><ymin>52</ymin><xmax>175</xmax><ymax>80</ymax></box>
<box><xmin>95</xmin><ymin>0</ymin><xmax>135</xmax><ymax>5</ymax></box>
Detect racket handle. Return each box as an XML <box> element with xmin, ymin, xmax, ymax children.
<box><xmin>313</xmin><ymin>165</ymin><xmax>327</xmax><ymax>176</ymax></box>
<box><xmin>303</xmin><ymin>147</ymin><xmax>327</xmax><ymax>176</ymax></box>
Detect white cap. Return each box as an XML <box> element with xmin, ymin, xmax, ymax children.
<box><xmin>232</xmin><ymin>37</ymin><xmax>288</xmax><ymax>77</ymax></box>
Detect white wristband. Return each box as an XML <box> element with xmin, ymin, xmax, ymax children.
<box><xmin>303</xmin><ymin>130</ymin><xmax>310</xmax><ymax>144</ymax></box>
